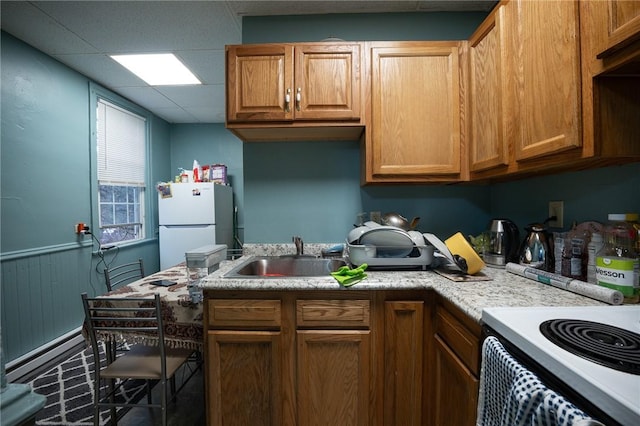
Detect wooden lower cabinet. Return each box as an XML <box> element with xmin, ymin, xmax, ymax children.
<box><xmin>297</xmin><ymin>330</ymin><xmax>370</xmax><ymax>426</ymax></box>
<box><xmin>383</xmin><ymin>301</ymin><xmax>424</xmax><ymax>426</ymax></box>
<box><xmin>204</xmin><ymin>290</ymin><xmax>482</xmax><ymax>426</ymax></box>
<box><xmin>432</xmin><ymin>336</ymin><xmax>479</xmax><ymax>426</ymax></box>
<box><xmin>430</xmin><ymin>298</ymin><xmax>482</xmax><ymax>426</ymax></box>
<box><xmin>207</xmin><ymin>331</ymin><xmax>284</xmax><ymax>426</ymax></box>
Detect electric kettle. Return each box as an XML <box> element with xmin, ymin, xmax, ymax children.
<box><xmin>518</xmin><ymin>223</ymin><xmax>554</xmax><ymax>272</ymax></box>
<box><xmin>484</xmin><ymin>219</ymin><xmax>520</xmax><ymax>267</ymax></box>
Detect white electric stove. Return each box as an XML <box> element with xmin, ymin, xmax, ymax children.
<box><xmin>482</xmin><ymin>305</ymin><xmax>640</xmax><ymax>426</ymax></box>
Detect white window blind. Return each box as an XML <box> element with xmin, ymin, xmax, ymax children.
<box><xmin>97</xmin><ymin>99</ymin><xmax>146</xmax><ymax>184</ymax></box>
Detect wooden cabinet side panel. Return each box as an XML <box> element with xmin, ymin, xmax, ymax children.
<box><xmin>207</xmin><ymin>331</ymin><xmax>283</xmax><ymax>426</ymax></box>
<box><xmin>383</xmin><ymin>301</ymin><xmax>424</xmax><ymax>426</ymax></box>
<box><xmin>297</xmin><ymin>330</ymin><xmax>371</xmax><ymax>426</ymax></box>
<box><xmin>510</xmin><ymin>0</ymin><xmax>582</xmax><ymax>161</ymax></box>
<box><xmin>370</xmin><ymin>44</ymin><xmax>461</xmax><ymax>177</ymax></box>
<box><xmin>432</xmin><ymin>336</ymin><xmax>479</xmax><ymax>426</ymax></box>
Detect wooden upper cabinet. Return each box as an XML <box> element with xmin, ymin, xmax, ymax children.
<box><xmin>469</xmin><ymin>0</ymin><xmax>640</xmax><ymax>181</ymax></box>
<box><xmin>595</xmin><ymin>0</ymin><xmax>640</xmax><ymax>58</ymax></box>
<box><xmin>294</xmin><ymin>44</ymin><xmax>361</xmax><ymax>120</ymax></box>
<box><xmin>468</xmin><ymin>5</ymin><xmax>508</xmax><ymax>173</ymax></box>
<box><xmin>507</xmin><ymin>0</ymin><xmax>582</xmax><ymax>162</ymax></box>
<box><xmin>226</xmin><ymin>43</ymin><xmax>361</xmax><ymax>123</ymax></box>
<box><xmin>227</xmin><ymin>44</ymin><xmax>293</xmax><ymax>122</ymax></box>
<box><xmin>364</xmin><ymin>41</ymin><xmax>465</xmax><ymax>183</ymax></box>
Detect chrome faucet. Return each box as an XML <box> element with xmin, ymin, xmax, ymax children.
<box><xmin>293</xmin><ymin>236</ymin><xmax>304</xmax><ymax>256</ymax></box>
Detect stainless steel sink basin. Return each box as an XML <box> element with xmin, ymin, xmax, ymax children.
<box><xmin>224</xmin><ymin>256</ymin><xmax>347</xmax><ymax>278</ymax></box>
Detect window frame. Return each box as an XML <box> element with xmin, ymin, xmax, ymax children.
<box><xmin>89</xmin><ymin>83</ymin><xmax>152</xmax><ymax>247</ymax></box>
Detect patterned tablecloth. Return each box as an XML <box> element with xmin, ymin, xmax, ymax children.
<box><xmin>94</xmin><ymin>263</ymin><xmax>203</xmax><ymax>351</ymax></box>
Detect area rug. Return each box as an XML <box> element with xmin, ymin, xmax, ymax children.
<box><xmin>28</xmin><ymin>343</ymin><xmax>147</xmax><ymax>426</ymax></box>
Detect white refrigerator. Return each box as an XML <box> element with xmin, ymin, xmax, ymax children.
<box><xmin>158</xmin><ymin>183</ymin><xmax>233</xmax><ymax>269</ymax></box>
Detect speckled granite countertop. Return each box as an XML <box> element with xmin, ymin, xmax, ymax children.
<box><xmin>199</xmin><ymin>244</ymin><xmax>607</xmax><ymax>323</ymax></box>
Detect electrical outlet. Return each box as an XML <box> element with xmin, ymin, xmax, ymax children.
<box><xmin>548</xmin><ymin>201</ymin><xmax>564</xmax><ymax>228</ymax></box>
<box><xmin>75</xmin><ymin>223</ymin><xmax>90</xmax><ymax>234</ymax></box>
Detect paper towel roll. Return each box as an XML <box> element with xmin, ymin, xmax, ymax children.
<box><xmin>505</xmin><ymin>263</ymin><xmax>623</xmax><ymax>305</ymax></box>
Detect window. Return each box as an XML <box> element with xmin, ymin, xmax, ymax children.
<box><xmin>95</xmin><ymin>98</ymin><xmax>147</xmax><ymax>245</ymax></box>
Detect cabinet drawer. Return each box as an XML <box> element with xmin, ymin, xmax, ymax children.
<box><xmin>296</xmin><ymin>300</ymin><xmax>370</xmax><ymax>328</ymax></box>
<box><xmin>208</xmin><ymin>299</ymin><xmax>281</xmax><ymax>328</ymax></box>
<box><xmin>436</xmin><ymin>307</ymin><xmax>480</xmax><ymax>375</ymax></box>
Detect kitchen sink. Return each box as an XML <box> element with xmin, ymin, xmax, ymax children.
<box><xmin>223</xmin><ymin>256</ymin><xmax>347</xmax><ymax>278</ymax></box>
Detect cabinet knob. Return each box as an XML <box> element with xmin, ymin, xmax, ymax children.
<box><xmin>295</xmin><ymin>88</ymin><xmax>301</xmax><ymax>111</ymax></box>
<box><xmin>285</xmin><ymin>88</ymin><xmax>291</xmax><ymax>112</ymax></box>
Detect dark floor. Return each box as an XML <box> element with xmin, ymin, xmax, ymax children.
<box><xmin>117</xmin><ymin>364</ymin><xmax>206</xmax><ymax>426</ymax></box>
<box><xmin>17</xmin><ymin>344</ymin><xmax>206</xmax><ymax>426</ymax></box>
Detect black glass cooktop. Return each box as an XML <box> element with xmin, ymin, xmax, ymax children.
<box><xmin>540</xmin><ymin>319</ymin><xmax>640</xmax><ymax>375</ymax></box>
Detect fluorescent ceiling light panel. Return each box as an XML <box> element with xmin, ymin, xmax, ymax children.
<box><xmin>110</xmin><ymin>53</ymin><xmax>201</xmax><ymax>85</ymax></box>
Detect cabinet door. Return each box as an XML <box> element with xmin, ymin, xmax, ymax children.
<box><xmin>432</xmin><ymin>335</ymin><xmax>479</xmax><ymax>426</ymax></box>
<box><xmin>384</xmin><ymin>301</ymin><xmax>424</xmax><ymax>426</ymax></box>
<box><xmin>507</xmin><ymin>0</ymin><xmax>582</xmax><ymax>161</ymax></box>
<box><xmin>207</xmin><ymin>331</ymin><xmax>284</xmax><ymax>426</ymax></box>
<box><xmin>297</xmin><ymin>330</ymin><xmax>370</xmax><ymax>426</ymax></box>
<box><xmin>469</xmin><ymin>6</ymin><xmax>509</xmax><ymax>173</ymax></box>
<box><xmin>368</xmin><ymin>43</ymin><xmax>462</xmax><ymax>181</ymax></box>
<box><xmin>294</xmin><ymin>44</ymin><xmax>361</xmax><ymax>121</ymax></box>
<box><xmin>226</xmin><ymin>44</ymin><xmax>294</xmax><ymax>122</ymax></box>
<box><xmin>597</xmin><ymin>0</ymin><xmax>640</xmax><ymax>58</ymax></box>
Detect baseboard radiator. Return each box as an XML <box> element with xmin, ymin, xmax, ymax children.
<box><xmin>6</xmin><ymin>327</ymin><xmax>84</xmax><ymax>383</ymax></box>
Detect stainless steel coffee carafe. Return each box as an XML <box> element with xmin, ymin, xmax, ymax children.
<box><xmin>485</xmin><ymin>219</ymin><xmax>520</xmax><ymax>267</ymax></box>
<box><xmin>518</xmin><ymin>223</ymin><xmax>554</xmax><ymax>272</ymax></box>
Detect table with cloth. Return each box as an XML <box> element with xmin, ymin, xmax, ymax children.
<box><xmin>87</xmin><ymin>263</ymin><xmax>204</xmax><ymax>351</ymax></box>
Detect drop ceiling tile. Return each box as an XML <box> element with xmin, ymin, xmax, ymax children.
<box><xmin>0</xmin><ymin>2</ymin><xmax>99</xmax><ymax>54</ymax></box>
<box><xmin>152</xmin><ymin>107</ymin><xmax>200</xmax><ymax>124</ymax></box>
<box><xmin>34</xmin><ymin>1</ymin><xmax>242</xmax><ymax>53</ymax></box>
<box><xmin>156</xmin><ymin>84</ymin><xmax>224</xmax><ymax>108</ymax></box>
<box><xmin>114</xmin><ymin>86</ymin><xmax>179</xmax><ymax>109</ymax></box>
<box><xmin>176</xmin><ymin>50</ymin><xmax>226</xmax><ymax>85</ymax></box>
<box><xmin>184</xmin><ymin>106</ymin><xmax>226</xmax><ymax>123</ymax></box>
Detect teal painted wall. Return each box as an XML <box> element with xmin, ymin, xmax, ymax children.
<box><xmin>490</xmin><ymin>163</ymin><xmax>640</xmax><ymax>235</ymax></box>
<box><xmin>241</xmin><ymin>12</ymin><xmax>493</xmax><ymax>243</ymax></box>
<box><xmin>244</xmin><ymin>141</ymin><xmax>492</xmax><ymax>243</ymax></box>
<box><xmin>1</xmin><ymin>33</ymin><xmax>91</xmax><ymax>252</ymax></box>
<box><xmin>0</xmin><ymin>32</ymin><xmax>170</xmax><ymax>362</ymax></box>
<box><xmin>242</xmin><ymin>12</ymin><xmax>489</xmax><ymax>42</ymax></box>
